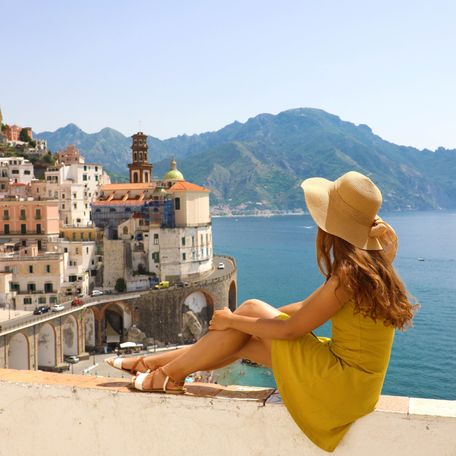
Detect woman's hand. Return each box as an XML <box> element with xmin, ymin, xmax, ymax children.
<box><xmin>209</xmin><ymin>307</ymin><xmax>234</xmax><ymax>331</ymax></box>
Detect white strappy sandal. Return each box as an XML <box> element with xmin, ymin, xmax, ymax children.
<box><xmin>132</xmin><ymin>367</ymin><xmax>186</xmax><ymax>394</ymax></box>
<box><xmin>104</xmin><ymin>356</ymin><xmax>149</xmax><ymax>375</ymax></box>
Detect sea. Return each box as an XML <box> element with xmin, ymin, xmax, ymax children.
<box><xmin>211</xmin><ymin>211</ymin><xmax>456</xmax><ymax>400</ymax></box>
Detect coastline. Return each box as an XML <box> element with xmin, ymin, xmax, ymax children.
<box><xmin>211</xmin><ymin>210</ymin><xmax>308</xmax><ymax>218</ymax></box>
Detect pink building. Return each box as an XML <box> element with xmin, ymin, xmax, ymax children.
<box><xmin>4</xmin><ymin>125</ymin><xmax>32</xmax><ymax>142</ymax></box>
<box><xmin>0</xmin><ymin>200</ymin><xmax>59</xmax><ymax>239</ymax></box>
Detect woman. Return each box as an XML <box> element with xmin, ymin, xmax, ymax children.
<box><xmin>106</xmin><ymin>170</ymin><xmax>417</xmax><ymax>452</ymax></box>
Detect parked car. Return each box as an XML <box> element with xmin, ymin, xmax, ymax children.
<box><xmin>33</xmin><ymin>305</ymin><xmax>51</xmax><ymax>315</ymax></box>
<box><xmin>64</xmin><ymin>355</ymin><xmax>79</xmax><ymax>364</ymax></box>
<box><xmin>176</xmin><ymin>281</ymin><xmax>189</xmax><ymax>288</ymax></box>
<box><xmin>91</xmin><ymin>289</ymin><xmax>104</xmax><ymax>297</ymax></box>
<box><xmin>154</xmin><ymin>281</ymin><xmax>170</xmax><ymax>289</ymax></box>
<box><xmin>71</xmin><ymin>298</ymin><xmax>83</xmax><ymax>306</ymax></box>
<box><xmin>51</xmin><ymin>304</ymin><xmax>65</xmax><ymax>312</ymax></box>
<box><xmin>217</xmin><ymin>262</ymin><xmax>225</xmax><ymax>270</ymax></box>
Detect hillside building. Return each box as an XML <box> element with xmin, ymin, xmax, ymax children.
<box><xmin>0</xmin><ymin>156</ymin><xmax>35</xmax><ymax>186</ymax></box>
<box><xmin>94</xmin><ymin>133</ymin><xmax>213</xmax><ymax>289</ymax></box>
<box><xmin>0</xmin><ymin>241</ymin><xmax>65</xmax><ymax>310</ymax></box>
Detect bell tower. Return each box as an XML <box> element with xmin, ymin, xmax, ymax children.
<box><xmin>128</xmin><ymin>132</ymin><xmax>153</xmax><ymax>183</ymax></box>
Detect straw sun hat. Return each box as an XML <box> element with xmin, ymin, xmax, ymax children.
<box><xmin>301</xmin><ymin>171</ymin><xmax>389</xmax><ymax>251</ymax></box>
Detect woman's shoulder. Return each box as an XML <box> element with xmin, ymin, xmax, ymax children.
<box><xmin>324</xmin><ymin>275</ymin><xmax>353</xmax><ymax>308</ymax></box>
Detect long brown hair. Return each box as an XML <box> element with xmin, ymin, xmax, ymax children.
<box><xmin>316</xmin><ymin>228</ymin><xmax>418</xmax><ymax>330</ymax></box>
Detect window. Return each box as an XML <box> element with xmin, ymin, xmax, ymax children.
<box><xmin>152</xmin><ymin>252</ymin><xmax>160</xmax><ymax>263</ymax></box>
<box><xmin>84</xmin><ymin>165</ymin><xmax>87</xmax><ymax>171</ymax></box>
<box><xmin>69</xmin><ymin>275</ymin><xmax>77</xmax><ymax>282</ymax></box>
<box><xmin>35</xmin><ymin>209</ymin><xmax>41</xmax><ymax>219</ymax></box>
<box><xmin>28</xmin><ymin>265</ymin><xmax>33</xmax><ymax>273</ymax></box>
<box><xmin>201</xmin><ymin>234</ymin><xmax>204</xmax><ymax>245</ymax></box>
<box><xmin>83</xmin><ymin>175</ymin><xmax>87</xmax><ymax>181</ymax></box>
<box><xmin>37</xmin><ymin>240</ymin><xmax>42</xmax><ymax>251</ymax></box>
<box><xmin>95</xmin><ymin>175</ymin><xmax>98</xmax><ymax>181</ymax></box>
<box><xmin>11</xmin><ymin>169</ymin><xmax>19</xmax><ymax>174</ymax></box>
<box><xmin>3</xmin><ymin>209</ymin><xmax>9</xmax><ymax>220</ymax></box>
<box><xmin>62</xmin><ymin>204</ymin><xmax>65</xmax><ymax>209</ymax></box>
<box><xmin>27</xmin><ymin>283</ymin><xmax>36</xmax><ymax>292</ymax></box>
<box><xmin>44</xmin><ymin>283</ymin><xmax>53</xmax><ymax>293</ymax></box>
<box><xmin>38</xmin><ymin>296</ymin><xmax>46</xmax><ymax>304</ymax></box>
<box><xmin>154</xmin><ymin>233</ymin><xmax>159</xmax><ymax>245</ymax></box>
<box><xmin>20</xmin><ymin>209</ymin><xmax>26</xmax><ymax>220</ymax></box>
<box><xmin>181</xmin><ymin>236</ymin><xmax>185</xmax><ymax>246</ymax></box>
<box><xmin>46</xmin><ymin>265</ymin><xmax>51</xmax><ymax>273</ymax></box>
<box><xmin>174</xmin><ymin>198</ymin><xmax>181</xmax><ymax>210</ymax></box>
<box><xmin>10</xmin><ymin>282</ymin><xmax>20</xmax><ymax>292</ymax></box>
<box><xmin>95</xmin><ymin>166</ymin><xmax>98</xmax><ymax>172</ymax></box>
<box><xmin>49</xmin><ymin>296</ymin><xmax>57</xmax><ymax>304</ymax></box>
<box><xmin>64</xmin><ymin>247</ymin><xmax>68</xmax><ymax>253</ymax></box>
<box><xmin>24</xmin><ymin>170</ymin><xmax>31</xmax><ymax>175</ymax></box>
<box><xmin>192</xmin><ymin>236</ymin><xmax>195</xmax><ymax>246</ymax></box>
<box><xmin>86</xmin><ymin>247</ymin><xmax>89</xmax><ymax>254</ymax></box>
<box><xmin>73</xmin><ymin>193</ymin><xmax>77</xmax><ymax>199</ymax></box>
<box><xmin>24</xmin><ymin>298</ymin><xmax>32</xmax><ymax>305</ymax></box>
<box><xmin>182</xmin><ymin>253</ymin><xmax>186</xmax><ymax>261</ymax></box>
<box><xmin>123</xmin><ymin>226</ymin><xmax>128</xmax><ymax>235</ymax></box>
<box><xmin>88</xmin><ymin>232</ymin><xmax>92</xmax><ymax>241</ymax></box>
<box><xmin>72</xmin><ymin>232</ymin><xmax>76</xmax><ymax>241</ymax></box>
<box><xmin>73</xmin><ymin>203</ymin><xmax>77</xmax><ymax>209</ymax></box>
<box><xmin>4</xmin><ymin>224</ymin><xmax>9</xmax><ymax>235</ymax></box>
<box><xmin>110</xmin><ymin>208</ymin><xmax>116</xmax><ymax>212</ymax></box>
<box><xmin>36</xmin><ymin>224</ymin><xmax>42</xmax><ymax>234</ymax></box>
<box><xmin>75</xmin><ymin>248</ymin><xmax>79</xmax><ymax>254</ymax></box>
<box><xmin>21</xmin><ymin>224</ymin><xmax>26</xmax><ymax>235</ymax></box>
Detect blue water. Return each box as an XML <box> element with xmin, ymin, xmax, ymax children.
<box><xmin>211</xmin><ymin>212</ymin><xmax>456</xmax><ymax>400</ymax></box>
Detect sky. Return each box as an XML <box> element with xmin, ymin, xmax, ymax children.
<box><xmin>1</xmin><ymin>0</ymin><xmax>456</xmax><ymax>149</ymax></box>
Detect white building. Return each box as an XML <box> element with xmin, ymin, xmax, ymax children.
<box><xmin>32</xmin><ymin>145</ymin><xmax>110</xmax><ymax>227</ymax></box>
<box><xmin>109</xmin><ymin>161</ymin><xmax>213</xmax><ymax>284</ymax></box>
<box><xmin>0</xmin><ymin>157</ymin><xmax>35</xmax><ymax>185</ymax></box>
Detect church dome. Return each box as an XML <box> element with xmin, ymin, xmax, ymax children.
<box><xmin>163</xmin><ymin>159</ymin><xmax>184</xmax><ymax>181</ymax></box>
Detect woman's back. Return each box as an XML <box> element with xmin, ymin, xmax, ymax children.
<box><xmin>330</xmin><ymin>299</ymin><xmax>395</xmax><ymax>374</ymax></box>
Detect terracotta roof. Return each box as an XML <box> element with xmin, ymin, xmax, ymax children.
<box><xmin>169</xmin><ymin>181</ymin><xmax>209</xmax><ymax>193</ymax></box>
<box><xmin>92</xmin><ymin>200</ymin><xmax>145</xmax><ymax>206</ymax></box>
<box><xmin>101</xmin><ymin>183</ymin><xmax>155</xmax><ymax>191</ymax></box>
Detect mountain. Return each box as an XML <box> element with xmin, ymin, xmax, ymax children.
<box><xmin>36</xmin><ymin>108</ymin><xmax>456</xmax><ymax>213</ymax></box>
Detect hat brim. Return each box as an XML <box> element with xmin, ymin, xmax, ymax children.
<box><xmin>301</xmin><ymin>177</ymin><xmax>382</xmax><ymax>250</ymax></box>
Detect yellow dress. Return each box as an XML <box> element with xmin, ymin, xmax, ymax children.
<box><xmin>271</xmin><ymin>300</ymin><xmax>395</xmax><ymax>452</ymax></box>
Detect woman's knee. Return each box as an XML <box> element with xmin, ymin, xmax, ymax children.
<box><xmin>234</xmin><ymin>299</ymin><xmax>279</xmax><ymax>318</ymax></box>
<box><xmin>234</xmin><ymin>299</ymin><xmax>262</xmax><ymax>315</ymax></box>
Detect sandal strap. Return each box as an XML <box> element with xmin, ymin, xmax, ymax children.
<box><xmin>130</xmin><ymin>357</ymin><xmax>146</xmax><ymax>374</ymax></box>
<box><xmin>159</xmin><ymin>367</ymin><xmax>185</xmax><ymax>392</ymax></box>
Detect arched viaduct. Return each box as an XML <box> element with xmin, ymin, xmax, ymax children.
<box><xmin>0</xmin><ymin>256</ymin><xmax>237</xmax><ymax>372</ymax></box>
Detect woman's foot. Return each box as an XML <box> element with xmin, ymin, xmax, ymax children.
<box><xmin>132</xmin><ymin>367</ymin><xmax>186</xmax><ymax>394</ymax></box>
<box><xmin>105</xmin><ymin>356</ymin><xmax>158</xmax><ymax>375</ymax></box>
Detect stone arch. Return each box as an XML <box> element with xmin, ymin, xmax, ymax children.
<box><xmin>102</xmin><ymin>303</ymin><xmax>125</xmax><ymax>347</ymax></box>
<box><xmin>84</xmin><ymin>308</ymin><xmax>96</xmax><ymax>349</ymax></box>
<box><xmin>63</xmin><ymin>314</ymin><xmax>78</xmax><ymax>356</ymax></box>
<box><xmin>38</xmin><ymin>323</ymin><xmax>56</xmax><ymax>369</ymax></box>
<box><xmin>8</xmin><ymin>332</ymin><xmax>29</xmax><ymax>370</ymax></box>
<box><xmin>228</xmin><ymin>280</ymin><xmax>237</xmax><ymax>312</ymax></box>
<box><xmin>182</xmin><ymin>290</ymin><xmax>215</xmax><ymax>340</ymax></box>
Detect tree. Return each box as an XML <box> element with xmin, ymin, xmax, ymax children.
<box><xmin>19</xmin><ymin>129</ymin><xmax>31</xmax><ymax>142</ymax></box>
<box><xmin>115</xmin><ymin>278</ymin><xmax>126</xmax><ymax>293</ymax></box>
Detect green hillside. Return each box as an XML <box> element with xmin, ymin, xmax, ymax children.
<box><xmin>36</xmin><ymin>108</ymin><xmax>456</xmax><ymax>213</ymax></box>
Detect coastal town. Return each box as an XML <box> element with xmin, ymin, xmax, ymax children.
<box><xmin>0</xmin><ymin>108</ymin><xmax>237</xmax><ymax>372</ymax></box>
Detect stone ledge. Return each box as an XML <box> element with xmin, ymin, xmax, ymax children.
<box><xmin>1</xmin><ymin>369</ymin><xmax>455</xmax><ymax>456</ymax></box>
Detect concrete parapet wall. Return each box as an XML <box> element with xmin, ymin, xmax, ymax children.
<box><xmin>0</xmin><ymin>369</ymin><xmax>455</xmax><ymax>456</ymax></box>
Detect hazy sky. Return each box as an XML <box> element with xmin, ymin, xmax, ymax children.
<box><xmin>1</xmin><ymin>0</ymin><xmax>456</xmax><ymax>149</ymax></box>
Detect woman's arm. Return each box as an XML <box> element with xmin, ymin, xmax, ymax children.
<box><xmin>210</xmin><ymin>277</ymin><xmax>350</xmax><ymax>340</ymax></box>
<box><xmin>277</xmin><ymin>283</ymin><xmax>325</xmax><ymax>316</ymax></box>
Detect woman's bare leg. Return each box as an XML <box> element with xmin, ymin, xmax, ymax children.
<box><xmin>138</xmin><ymin>299</ymin><xmax>280</xmax><ymax>389</ymax></box>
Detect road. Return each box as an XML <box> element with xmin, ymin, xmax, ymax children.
<box><xmin>0</xmin><ymin>255</ymin><xmax>235</xmax><ymax>335</ymax></box>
